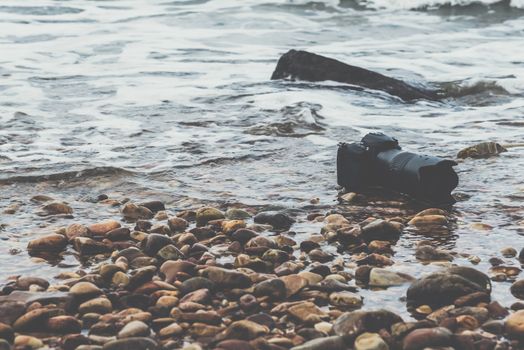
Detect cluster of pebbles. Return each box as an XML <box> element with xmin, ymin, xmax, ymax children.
<box><xmin>1</xmin><ymin>194</ymin><xmax>524</xmax><ymax>350</ymax></box>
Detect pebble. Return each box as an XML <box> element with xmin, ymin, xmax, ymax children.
<box><xmin>225</xmin><ymin>208</ymin><xmax>252</xmax><ymax>220</ymax></box>
<box><xmin>167</xmin><ymin>217</ymin><xmax>188</xmax><ymax>232</ymax></box>
<box><xmin>354</xmin><ymin>332</ymin><xmax>389</xmax><ymax>350</ymax></box>
<box><xmin>195</xmin><ymin>207</ymin><xmax>225</xmax><ymax>226</ymax></box>
<box><xmin>333</xmin><ymin>310</ymin><xmax>402</xmax><ymax>337</ymax></box>
<box><xmin>70</xmin><ymin>282</ymin><xmax>102</xmax><ymax>297</ymax></box>
<box><xmin>501</xmin><ymin>247</ymin><xmax>518</xmax><ymax>257</ymax></box>
<box><xmin>510</xmin><ymin>279</ymin><xmax>524</xmax><ymax>300</ymax></box>
<box><xmin>117</xmin><ymin>320</ymin><xmax>150</xmax><ymax>338</ymax></box>
<box><xmin>222</xmin><ymin>320</ymin><xmax>269</xmax><ymax>340</ymax></box>
<box><xmin>66</xmin><ymin>223</ymin><xmax>90</xmax><ymax>240</ymax></box>
<box><xmin>121</xmin><ymin>203</ymin><xmax>154</xmax><ymax>220</ymax></box>
<box><xmin>408</xmin><ymin>214</ymin><xmax>448</xmax><ymax>227</ymax></box>
<box><xmin>78</xmin><ymin>297</ymin><xmax>113</xmax><ymax>314</ymax></box>
<box><xmin>89</xmin><ymin>220</ymin><xmax>121</xmax><ymax>236</ymax></box>
<box><xmin>288</xmin><ymin>302</ymin><xmax>328</xmax><ymax>324</ymax></box>
<box><xmin>14</xmin><ymin>335</ymin><xmax>43</xmax><ymax>349</ymax></box>
<box><xmin>253</xmin><ymin>211</ymin><xmax>295</xmax><ymax>229</ymax></box>
<box><xmin>329</xmin><ymin>291</ymin><xmax>363</xmax><ymax>308</ymax></box>
<box><xmin>42</xmin><ymin>201</ymin><xmax>73</xmax><ymax>215</ymax></box>
<box><xmin>406</xmin><ymin>267</ymin><xmax>491</xmax><ymax>308</ymax></box>
<box><xmin>27</xmin><ymin>233</ymin><xmax>68</xmax><ymax>252</ymax></box>
<box><xmin>200</xmin><ymin>266</ymin><xmax>251</xmax><ymax>288</ymax></box>
<box><xmin>290</xmin><ymin>335</ymin><xmax>349</xmax><ymax>350</ymax></box>
<box><xmin>102</xmin><ymin>337</ymin><xmax>159</xmax><ymax>350</ymax></box>
<box><xmin>506</xmin><ymin>310</ymin><xmax>524</xmax><ymax>338</ymax></box>
<box><xmin>402</xmin><ymin>327</ymin><xmax>452</xmax><ymax>350</ymax></box>
<box><xmin>368</xmin><ymin>268</ymin><xmax>414</xmax><ymax>287</ymax></box>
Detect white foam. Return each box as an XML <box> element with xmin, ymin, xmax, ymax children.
<box><xmin>361</xmin><ymin>0</ymin><xmax>524</xmax><ymax>10</ymax></box>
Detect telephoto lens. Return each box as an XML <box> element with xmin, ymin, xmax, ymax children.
<box><xmin>337</xmin><ymin>133</ymin><xmax>459</xmax><ymax>204</ymax></box>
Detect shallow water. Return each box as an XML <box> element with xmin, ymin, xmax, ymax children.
<box><xmin>0</xmin><ymin>0</ymin><xmax>523</xmax><ymax>319</ymax></box>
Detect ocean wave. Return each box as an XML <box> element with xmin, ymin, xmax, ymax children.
<box><xmin>356</xmin><ymin>0</ymin><xmax>524</xmax><ymax>10</ymax></box>
<box><xmin>0</xmin><ymin>166</ymin><xmax>133</xmax><ymax>184</ymax></box>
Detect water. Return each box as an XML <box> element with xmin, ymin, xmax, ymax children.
<box><xmin>0</xmin><ymin>0</ymin><xmax>523</xmax><ymax>318</ymax></box>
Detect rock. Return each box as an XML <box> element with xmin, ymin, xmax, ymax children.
<box><xmin>511</xmin><ymin>280</ymin><xmax>524</xmax><ymax>299</ymax></box>
<box><xmin>254</xmin><ymin>279</ymin><xmax>286</xmax><ymax>299</ymax></box>
<box><xmin>506</xmin><ymin>309</ymin><xmax>524</xmax><ymax>338</ymax></box>
<box><xmin>271</xmin><ymin>50</ymin><xmax>438</xmax><ymax>101</ymax></box>
<box><xmin>225</xmin><ymin>208</ymin><xmax>251</xmax><ymax>220</ymax></box>
<box><xmin>222</xmin><ymin>220</ymin><xmax>246</xmax><ymax>234</ymax></box>
<box><xmin>288</xmin><ymin>302</ymin><xmax>328</xmax><ymax>324</ymax></box>
<box><xmin>14</xmin><ymin>335</ymin><xmax>43</xmax><ymax>349</ymax></box>
<box><xmin>156</xmin><ymin>245</ymin><xmax>183</xmax><ymax>261</ymax></box>
<box><xmin>415</xmin><ymin>245</ymin><xmax>453</xmax><ymax>262</ymax></box>
<box><xmin>66</xmin><ymin>223</ymin><xmax>89</xmax><ymax>240</ymax></box>
<box><xmin>231</xmin><ymin>229</ymin><xmax>258</xmax><ymax>245</ymax></box>
<box><xmin>42</xmin><ymin>201</ymin><xmax>73</xmax><ymax>215</ymax></box>
<box><xmin>299</xmin><ymin>271</ymin><xmax>323</xmax><ymax>285</ymax></box>
<box><xmin>482</xmin><ymin>319</ymin><xmax>505</xmax><ymax>334</ymax></box>
<box><xmin>333</xmin><ymin>310</ymin><xmax>402</xmax><ymax>337</ymax></box>
<box><xmin>361</xmin><ymin>219</ymin><xmax>401</xmax><ymax>242</ymax></box>
<box><xmin>330</xmin><ymin>291</ymin><xmax>362</xmax><ymax>308</ymax></box>
<box><xmin>160</xmin><ymin>260</ymin><xmax>197</xmax><ymax>284</ymax></box>
<box><xmin>139</xmin><ymin>201</ymin><xmax>165</xmax><ymax>213</ymax></box>
<box><xmin>501</xmin><ymin>247</ymin><xmax>517</xmax><ymax>257</ymax></box>
<box><xmin>47</xmin><ymin>315</ymin><xmax>82</xmax><ymax>333</ymax></box>
<box><xmin>195</xmin><ymin>207</ymin><xmax>225</xmax><ymax>226</ymax></box>
<box><xmin>354</xmin><ymin>332</ymin><xmax>389</xmax><ymax>350</ymax></box>
<box><xmin>143</xmin><ymin>233</ymin><xmax>172</xmax><ymax>256</ymax></box>
<box><xmin>200</xmin><ymin>266</ymin><xmax>251</xmax><ymax>288</ymax></box>
<box><xmin>122</xmin><ymin>203</ymin><xmax>154</xmax><ymax>220</ymax></box>
<box><xmin>408</xmin><ymin>215</ymin><xmax>448</xmax><ymax>227</ymax></box>
<box><xmin>102</xmin><ymin>337</ymin><xmax>158</xmax><ymax>350</ymax></box>
<box><xmin>253</xmin><ymin>211</ymin><xmax>295</xmax><ymax>230</ymax></box>
<box><xmin>27</xmin><ymin>234</ymin><xmax>67</xmax><ymax>252</ymax></box>
<box><xmin>112</xmin><ymin>272</ymin><xmax>130</xmax><ymax>287</ymax></box>
<box><xmin>406</xmin><ymin>267</ymin><xmax>491</xmax><ymax>308</ymax></box>
<box><xmin>78</xmin><ymin>297</ymin><xmax>112</xmax><ymax>314</ymax></box>
<box><xmin>70</xmin><ymin>282</ymin><xmax>102</xmax><ymax>297</ymax></box>
<box><xmin>221</xmin><ymin>320</ymin><xmax>269</xmax><ymax>340</ymax></box>
<box><xmin>118</xmin><ymin>320</ymin><xmax>150</xmax><ymax>338</ymax></box>
<box><xmin>457</xmin><ymin>141</ymin><xmax>507</xmax><ymax>159</ymax></box>
<box><xmin>167</xmin><ymin>217</ymin><xmax>188</xmax><ymax>232</ymax></box>
<box><xmin>159</xmin><ymin>323</ymin><xmax>183</xmax><ymax>338</ymax></box>
<box><xmin>13</xmin><ymin>308</ymin><xmax>50</xmax><ymax>331</ymax></box>
<box><xmin>0</xmin><ymin>323</ymin><xmax>14</xmax><ymax>343</ymax></box>
<box><xmin>0</xmin><ymin>339</ymin><xmax>9</xmax><ymax>350</ymax></box>
<box><xmin>290</xmin><ymin>335</ymin><xmax>349</xmax><ymax>350</ymax></box>
<box><xmin>402</xmin><ymin>327</ymin><xmax>453</xmax><ymax>350</ymax></box>
<box><xmin>368</xmin><ymin>268</ymin><xmax>414</xmax><ymax>287</ymax></box>
<box><xmin>280</xmin><ymin>274</ymin><xmax>309</xmax><ymax>297</ymax></box>
<box><xmin>89</xmin><ymin>220</ymin><xmax>121</xmax><ymax>236</ymax></box>
<box><xmin>73</xmin><ymin>237</ymin><xmax>112</xmax><ymax>255</ymax></box>
<box><xmin>215</xmin><ymin>340</ymin><xmax>254</xmax><ymax>350</ymax></box>
<box><xmin>106</xmin><ymin>228</ymin><xmax>131</xmax><ymax>241</ymax></box>
<box><xmin>15</xmin><ymin>276</ymin><xmax>49</xmax><ymax>290</ymax></box>
<box><xmin>180</xmin><ymin>277</ymin><xmax>215</xmax><ymax>295</ymax></box>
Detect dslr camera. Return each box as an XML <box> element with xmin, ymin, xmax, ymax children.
<box><xmin>337</xmin><ymin>132</ymin><xmax>459</xmax><ymax>204</ymax></box>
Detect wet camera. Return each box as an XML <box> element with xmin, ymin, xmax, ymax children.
<box><xmin>337</xmin><ymin>132</ymin><xmax>459</xmax><ymax>204</ymax></box>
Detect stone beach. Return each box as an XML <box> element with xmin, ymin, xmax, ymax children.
<box><xmin>1</xmin><ymin>191</ymin><xmax>524</xmax><ymax>350</ymax></box>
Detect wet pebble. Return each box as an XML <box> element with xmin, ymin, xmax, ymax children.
<box><xmin>195</xmin><ymin>207</ymin><xmax>225</xmax><ymax>226</ymax></box>
<box><xmin>354</xmin><ymin>332</ymin><xmax>389</xmax><ymax>350</ymax></box>
<box><xmin>511</xmin><ymin>280</ymin><xmax>524</xmax><ymax>299</ymax></box>
<box><xmin>117</xmin><ymin>320</ymin><xmax>150</xmax><ymax>338</ymax></box>
<box><xmin>402</xmin><ymin>327</ymin><xmax>452</xmax><ymax>350</ymax></box>
<box><xmin>253</xmin><ymin>211</ymin><xmax>295</xmax><ymax>230</ymax></box>
<box><xmin>27</xmin><ymin>233</ymin><xmax>67</xmax><ymax>253</ymax></box>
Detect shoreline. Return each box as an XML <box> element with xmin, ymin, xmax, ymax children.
<box><xmin>1</xmin><ymin>191</ymin><xmax>524</xmax><ymax>349</ymax></box>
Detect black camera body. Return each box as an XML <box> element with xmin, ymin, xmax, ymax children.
<box><xmin>337</xmin><ymin>133</ymin><xmax>459</xmax><ymax>204</ymax></box>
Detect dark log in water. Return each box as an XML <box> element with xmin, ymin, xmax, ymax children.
<box><xmin>271</xmin><ymin>49</ymin><xmax>439</xmax><ymax>101</ymax></box>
